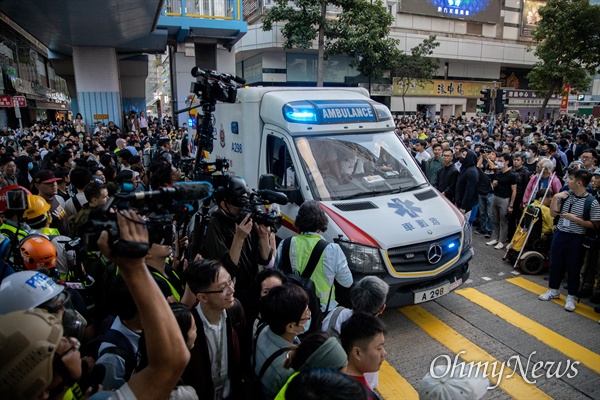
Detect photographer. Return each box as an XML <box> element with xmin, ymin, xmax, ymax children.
<box><xmin>201</xmin><ymin>177</ymin><xmax>272</xmax><ymax>319</ymax></box>
<box><xmin>96</xmin><ymin>210</ymin><xmax>190</xmax><ymax>398</ymax></box>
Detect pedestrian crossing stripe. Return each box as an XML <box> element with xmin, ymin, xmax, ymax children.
<box><xmin>506</xmin><ymin>277</ymin><xmax>599</xmax><ymax>321</ymax></box>
<box><xmin>399</xmin><ymin>305</ymin><xmax>552</xmax><ymax>399</ymax></box>
<box><xmin>377</xmin><ymin>361</ymin><xmax>418</xmax><ymax>400</ymax></box>
<box><xmin>457</xmin><ymin>288</ymin><xmax>600</xmax><ymax>374</ymax></box>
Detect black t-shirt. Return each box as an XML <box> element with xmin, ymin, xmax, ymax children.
<box><xmin>524</xmin><ymin>159</ymin><xmax>538</xmax><ymax>175</ymax></box>
<box><xmin>493</xmin><ymin>170</ymin><xmax>517</xmax><ymax>199</ymax></box>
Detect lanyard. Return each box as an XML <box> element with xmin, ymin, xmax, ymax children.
<box><xmin>209</xmin><ymin>315</ymin><xmax>226</xmax><ymax>378</ymax></box>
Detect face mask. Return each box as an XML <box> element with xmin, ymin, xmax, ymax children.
<box><xmin>496</xmin><ymin>161</ymin><xmax>505</xmax><ymax>169</ymax></box>
<box><xmin>27</xmin><ymin>162</ymin><xmax>34</xmax><ymax>171</ymax></box>
<box><xmin>524</xmin><ymin>152</ymin><xmax>531</xmax><ymax>159</ymax></box>
<box><xmin>299</xmin><ymin>316</ymin><xmax>311</xmax><ymax>333</ymax></box>
<box><xmin>79</xmin><ymin>135</ymin><xmax>83</xmax><ymax>139</ymax></box>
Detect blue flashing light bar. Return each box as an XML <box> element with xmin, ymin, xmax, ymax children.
<box><xmin>447</xmin><ymin>242</ymin><xmax>456</xmax><ymax>249</ymax></box>
<box><xmin>282</xmin><ymin>100</ymin><xmax>378</xmax><ymax>124</ymax></box>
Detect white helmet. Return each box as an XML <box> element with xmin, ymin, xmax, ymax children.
<box><xmin>0</xmin><ymin>271</ymin><xmax>65</xmax><ymax>315</ymax></box>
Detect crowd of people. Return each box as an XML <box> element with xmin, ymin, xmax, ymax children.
<box><xmin>396</xmin><ymin>113</ymin><xmax>600</xmax><ymax>314</ymax></box>
<box><xmin>0</xmin><ymin>111</ymin><xmax>598</xmax><ymax>399</ymax></box>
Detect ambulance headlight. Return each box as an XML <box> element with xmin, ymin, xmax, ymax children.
<box><xmin>337</xmin><ymin>241</ymin><xmax>385</xmax><ymax>273</ymax></box>
<box><xmin>462</xmin><ymin>222</ymin><xmax>472</xmax><ymax>251</ymax></box>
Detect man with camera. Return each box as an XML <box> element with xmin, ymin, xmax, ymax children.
<box><xmin>201</xmin><ymin>177</ymin><xmax>273</xmax><ymax>320</ymax></box>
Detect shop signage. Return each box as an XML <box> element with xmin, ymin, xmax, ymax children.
<box><xmin>392</xmin><ymin>79</ymin><xmax>494</xmax><ymax>97</ymax></box>
<box><xmin>13</xmin><ymin>95</ymin><xmax>26</xmax><ymax>107</ymax></box>
<box><xmin>0</xmin><ymin>95</ymin><xmax>11</xmax><ymax>107</ymax></box>
<box><xmin>94</xmin><ymin>114</ymin><xmax>109</xmax><ymax>119</ymax></box>
<box><xmin>504</xmin><ymin>89</ymin><xmax>561</xmax><ymax>106</ymax></box>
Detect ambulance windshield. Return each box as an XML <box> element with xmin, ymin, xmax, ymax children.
<box><xmin>294</xmin><ymin>131</ymin><xmax>428</xmax><ymax>201</ymax></box>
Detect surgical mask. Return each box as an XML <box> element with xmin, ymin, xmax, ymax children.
<box><xmin>496</xmin><ymin>162</ymin><xmax>505</xmax><ymax>169</ymax></box>
<box><xmin>524</xmin><ymin>152</ymin><xmax>531</xmax><ymax>159</ymax></box>
<box><xmin>27</xmin><ymin>162</ymin><xmax>34</xmax><ymax>171</ymax></box>
<box><xmin>79</xmin><ymin>135</ymin><xmax>83</xmax><ymax>139</ymax></box>
<box><xmin>299</xmin><ymin>316</ymin><xmax>311</xmax><ymax>333</ymax></box>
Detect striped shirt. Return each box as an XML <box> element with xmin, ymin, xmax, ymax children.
<box><xmin>557</xmin><ymin>193</ymin><xmax>600</xmax><ymax>235</ymax></box>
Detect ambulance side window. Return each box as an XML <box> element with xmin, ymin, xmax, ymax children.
<box><xmin>267</xmin><ymin>135</ymin><xmax>297</xmax><ymax>188</ymax></box>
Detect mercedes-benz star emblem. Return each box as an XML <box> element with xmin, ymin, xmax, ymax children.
<box><xmin>427</xmin><ymin>243</ymin><xmax>443</xmax><ymax>264</ymax></box>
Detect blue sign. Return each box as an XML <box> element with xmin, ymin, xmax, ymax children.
<box><xmin>388</xmin><ymin>198</ymin><xmax>422</xmax><ymax>218</ymax></box>
<box><xmin>313</xmin><ymin>100</ymin><xmax>376</xmax><ymax>124</ymax></box>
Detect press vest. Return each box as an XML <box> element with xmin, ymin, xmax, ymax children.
<box><xmin>150</xmin><ymin>266</ymin><xmax>183</xmax><ymax>302</ymax></box>
<box><xmin>291</xmin><ymin>234</ymin><xmax>335</xmax><ymax>306</ymax></box>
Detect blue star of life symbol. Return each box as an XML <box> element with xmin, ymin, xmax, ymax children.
<box><xmin>388</xmin><ymin>198</ymin><xmax>422</xmax><ymax>218</ymax></box>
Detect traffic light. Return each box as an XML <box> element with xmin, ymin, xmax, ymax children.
<box><xmin>495</xmin><ymin>89</ymin><xmax>509</xmax><ymax>115</ymax></box>
<box><xmin>479</xmin><ymin>89</ymin><xmax>491</xmax><ymax>114</ymax></box>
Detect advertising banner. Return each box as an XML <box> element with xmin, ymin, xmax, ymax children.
<box><xmin>392</xmin><ymin>79</ymin><xmax>494</xmax><ymax>97</ymax></box>
<box><xmin>560</xmin><ymin>84</ymin><xmax>570</xmax><ymax>114</ymax></box>
<box><xmin>399</xmin><ymin>0</ymin><xmax>502</xmax><ymax>24</ymax></box>
<box><xmin>521</xmin><ymin>0</ymin><xmax>546</xmax><ymax>37</ymax></box>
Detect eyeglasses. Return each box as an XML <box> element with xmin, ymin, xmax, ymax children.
<box><xmin>57</xmin><ymin>338</ymin><xmax>80</xmax><ymax>358</ymax></box>
<box><xmin>199</xmin><ymin>278</ymin><xmax>235</xmax><ymax>295</ymax></box>
<box><xmin>297</xmin><ymin>309</ymin><xmax>312</xmax><ymax>324</ymax></box>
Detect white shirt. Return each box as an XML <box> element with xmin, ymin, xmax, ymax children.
<box><xmin>415</xmin><ymin>150</ymin><xmax>431</xmax><ymax>163</ymax></box>
<box><xmin>195</xmin><ymin>304</ymin><xmax>231</xmax><ymax>398</ymax></box>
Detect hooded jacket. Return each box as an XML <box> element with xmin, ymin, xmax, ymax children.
<box><xmin>455</xmin><ymin>150</ymin><xmax>479</xmax><ymax>212</ymax></box>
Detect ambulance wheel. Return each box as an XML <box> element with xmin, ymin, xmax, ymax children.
<box><xmin>520</xmin><ymin>252</ymin><xmax>545</xmax><ymax>275</ymax></box>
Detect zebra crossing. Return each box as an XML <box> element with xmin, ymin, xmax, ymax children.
<box><xmin>377</xmin><ymin>277</ymin><xmax>600</xmax><ymax>400</ymax></box>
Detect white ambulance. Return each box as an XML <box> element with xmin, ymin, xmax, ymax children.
<box><xmin>203</xmin><ymin>86</ymin><xmax>473</xmax><ymax>307</ymax></box>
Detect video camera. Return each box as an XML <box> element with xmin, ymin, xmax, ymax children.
<box><xmin>235</xmin><ymin>189</ymin><xmax>289</xmax><ymax>230</ymax></box>
<box><xmin>81</xmin><ymin>182</ymin><xmax>213</xmax><ymax>251</ymax></box>
<box><xmin>188</xmin><ymin>68</ymin><xmax>245</xmax><ymax>156</ymax></box>
<box><xmin>190</xmin><ymin>67</ymin><xmax>245</xmax><ymax>105</ymax></box>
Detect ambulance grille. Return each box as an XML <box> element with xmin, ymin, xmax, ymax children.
<box><xmin>333</xmin><ymin>202</ymin><xmax>378</xmax><ymax>212</ymax></box>
<box><xmin>387</xmin><ymin>233</ymin><xmax>462</xmax><ymax>272</ymax></box>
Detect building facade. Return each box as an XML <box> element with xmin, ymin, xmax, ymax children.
<box><xmin>237</xmin><ymin>0</ymin><xmax>599</xmax><ymax>120</ymax></box>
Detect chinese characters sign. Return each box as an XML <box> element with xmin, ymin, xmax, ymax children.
<box><xmin>0</xmin><ymin>95</ymin><xmax>12</xmax><ymax>107</ymax></box>
<box><xmin>392</xmin><ymin>79</ymin><xmax>494</xmax><ymax>97</ymax></box>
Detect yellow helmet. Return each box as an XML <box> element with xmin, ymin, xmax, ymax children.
<box><xmin>23</xmin><ymin>195</ymin><xmax>51</xmax><ymax>226</ymax></box>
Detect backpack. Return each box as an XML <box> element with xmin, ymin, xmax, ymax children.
<box><xmin>278</xmin><ymin>237</ymin><xmax>332</xmax><ymax>334</ymax></box>
<box><xmin>248</xmin><ymin>321</ymin><xmax>293</xmax><ymax>400</ymax></box>
<box><xmin>551</xmin><ymin>154</ymin><xmax>566</xmax><ymax>182</ymax></box>
<box><xmin>560</xmin><ymin>191</ymin><xmax>598</xmax><ymax>249</ymax></box>
<box><xmin>97</xmin><ymin>329</ymin><xmax>138</xmax><ymax>382</ymax></box>
<box><xmin>323</xmin><ymin>306</ymin><xmax>347</xmax><ymax>337</ymax></box>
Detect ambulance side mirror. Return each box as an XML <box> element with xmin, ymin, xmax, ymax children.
<box><xmin>259</xmin><ymin>174</ymin><xmax>303</xmax><ymax>206</ymax></box>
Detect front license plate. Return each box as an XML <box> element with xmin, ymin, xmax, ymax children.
<box><xmin>414</xmin><ymin>282</ymin><xmax>451</xmax><ymax>304</ymax></box>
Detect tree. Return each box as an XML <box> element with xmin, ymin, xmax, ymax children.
<box><xmin>262</xmin><ymin>0</ymin><xmax>399</xmax><ymax>87</ymax></box>
<box><xmin>526</xmin><ymin>0</ymin><xmax>600</xmax><ymax>119</ymax></box>
<box><xmin>391</xmin><ymin>36</ymin><xmax>440</xmax><ymax>115</ymax></box>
